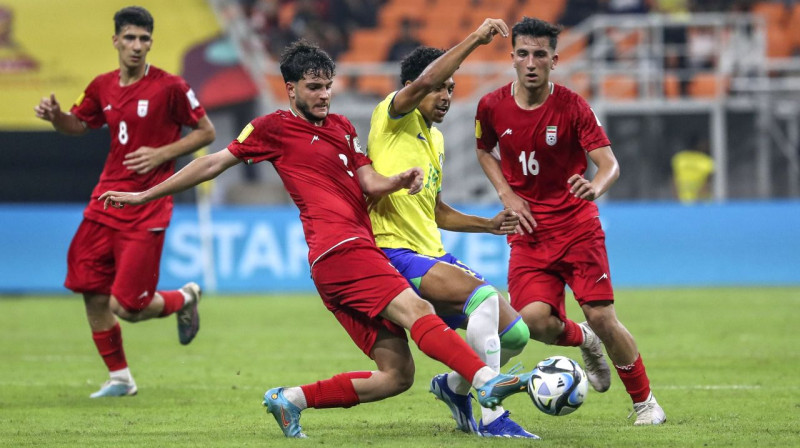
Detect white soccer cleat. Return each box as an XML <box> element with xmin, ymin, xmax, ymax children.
<box><xmin>578</xmin><ymin>321</ymin><xmax>611</xmax><ymax>392</ymax></box>
<box><xmin>633</xmin><ymin>393</ymin><xmax>666</xmax><ymax>425</ymax></box>
<box><xmin>90</xmin><ymin>379</ymin><xmax>138</xmax><ymax>398</ymax></box>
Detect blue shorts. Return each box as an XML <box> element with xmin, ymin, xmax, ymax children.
<box><xmin>382</xmin><ymin>248</ymin><xmax>485</xmax><ymax>329</ymax></box>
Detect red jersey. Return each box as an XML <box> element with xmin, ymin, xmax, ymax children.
<box><xmin>227</xmin><ymin>110</ymin><xmax>374</xmax><ymax>265</ymax></box>
<box><xmin>71</xmin><ymin>65</ymin><xmax>206</xmax><ymax>230</ymax></box>
<box><xmin>475</xmin><ymin>82</ymin><xmax>610</xmax><ymax>241</ymax></box>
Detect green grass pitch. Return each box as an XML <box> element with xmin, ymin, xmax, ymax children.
<box><xmin>1</xmin><ymin>288</ymin><xmax>798</xmax><ymax>447</ymax></box>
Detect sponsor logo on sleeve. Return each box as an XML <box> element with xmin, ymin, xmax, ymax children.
<box><xmin>236</xmin><ymin>123</ymin><xmax>254</xmax><ymax>143</ymax></box>
<box><xmin>186</xmin><ymin>89</ymin><xmax>200</xmax><ymax>109</ymax></box>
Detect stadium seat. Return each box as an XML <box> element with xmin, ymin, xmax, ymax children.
<box><xmin>663</xmin><ymin>73</ymin><xmax>681</xmax><ymax>99</ymax></box>
<box><xmin>339</xmin><ymin>29</ymin><xmax>397</xmax><ymax>62</ymax></box>
<box><xmin>751</xmin><ymin>1</ymin><xmax>787</xmax><ymax>27</ymax></box>
<box><xmin>378</xmin><ymin>0</ymin><xmax>427</xmax><ymax>32</ymax></box>
<box><xmin>557</xmin><ymin>30</ymin><xmax>588</xmax><ymax>63</ymax></box>
<box><xmin>764</xmin><ymin>23</ymin><xmax>794</xmax><ymax>58</ymax></box>
<box><xmin>600</xmin><ymin>75</ymin><xmax>638</xmax><ymax>100</ymax></box>
<box><xmin>791</xmin><ymin>4</ymin><xmax>800</xmax><ymax>49</ymax></box>
<box><xmin>265</xmin><ymin>75</ymin><xmax>288</xmax><ymax>101</ymax></box>
<box><xmin>452</xmin><ymin>73</ymin><xmax>480</xmax><ymax>99</ymax></box>
<box><xmin>688</xmin><ymin>73</ymin><xmax>729</xmax><ymax>98</ymax></box>
<box><xmin>357</xmin><ymin>74</ymin><xmax>397</xmax><ymax>97</ymax></box>
<box><xmin>515</xmin><ymin>0</ymin><xmax>567</xmax><ymax>24</ymax></box>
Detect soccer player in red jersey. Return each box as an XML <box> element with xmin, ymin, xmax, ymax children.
<box><xmin>33</xmin><ymin>6</ymin><xmax>215</xmax><ymax>398</ymax></box>
<box><xmin>474</xmin><ymin>17</ymin><xmax>666</xmax><ymax>425</ymax></box>
<box><xmin>99</xmin><ymin>38</ymin><xmax>536</xmax><ymax>439</ymax></box>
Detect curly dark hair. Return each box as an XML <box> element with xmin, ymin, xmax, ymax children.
<box><xmin>279</xmin><ymin>39</ymin><xmax>335</xmax><ymax>83</ymax></box>
<box><xmin>114</xmin><ymin>6</ymin><xmax>154</xmax><ymax>34</ymax></box>
<box><xmin>400</xmin><ymin>46</ymin><xmax>445</xmax><ymax>86</ymax></box>
<box><xmin>512</xmin><ymin>16</ymin><xmax>562</xmax><ymax>50</ymax></box>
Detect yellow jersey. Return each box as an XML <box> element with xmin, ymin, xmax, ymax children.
<box><xmin>368</xmin><ymin>92</ymin><xmax>446</xmax><ymax>257</ymax></box>
<box><xmin>672</xmin><ymin>150</ymin><xmax>714</xmax><ymax>203</ymax></box>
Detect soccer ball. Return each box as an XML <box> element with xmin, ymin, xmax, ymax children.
<box><xmin>527</xmin><ymin>356</ymin><xmax>588</xmax><ymax>416</ymax></box>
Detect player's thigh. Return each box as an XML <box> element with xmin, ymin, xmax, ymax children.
<box><xmin>419</xmin><ymin>261</ymin><xmax>485</xmax><ymax>315</ymax></box>
<box><xmin>508</xmin><ymin>241</ymin><xmax>567</xmax><ymax>320</ymax></box>
<box><xmin>110</xmin><ymin>229</ymin><xmax>165</xmax><ymax>312</ymax></box>
<box><xmin>65</xmin><ymin>220</ymin><xmax>115</xmax><ymax>294</ymax></box>
<box><xmin>330</xmin><ymin>304</ymin><xmax>408</xmax><ymax>359</ymax></box>
<box><xmin>562</xmin><ymin>219</ymin><xmax>614</xmax><ymax>305</ymax></box>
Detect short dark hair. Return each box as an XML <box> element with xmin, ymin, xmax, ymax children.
<box><xmin>279</xmin><ymin>39</ymin><xmax>335</xmax><ymax>83</ymax></box>
<box><xmin>400</xmin><ymin>46</ymin><xmax>445</xmax><ymax>86</ymax></box>
<box><xmin>114</xmin><ymin>6</ymin><xmax>154</xmax><ymax>34</ymax></box>
<box><xmin>512</xmin><ymin>16</ymin><xmax>562</xmax><ymax>50</ymax></box>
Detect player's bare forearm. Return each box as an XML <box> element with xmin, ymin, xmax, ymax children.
<box><xmin>435</xmin><ymin>198</ymin><xmax>491</xmax><ymax>232</ymax></box>
<box><xmin>571</xmin><ymin>146</ymin><xmax>619</xmax><ymax>201</ymax></box>
<box><xmin>34</xmin><ymin>93</ymin><xmax>88</xmax><ymax>136</ymax></box>
<box><xmin>149</xmin><ymin>116</ymin><xmax>215</xmax><ymax>162</ymax></box>
<box><xmin>358</xmin><ymin>165</ymin><xmax>423</xmax><ymax>197</ymax></box>
<box><xmin>101</xmin><ymin>148</ymin><xmax>239</xmax><ymax>208</ymax></box>
<box><xmin>392</xmin><ymin>19</ymin><xmax>508</xmax><ymax>115</ymax></box>
<box><xmin>477</xmin><ymin>148</ymin><xmax>536</xmax><ymax>233</ymax></box>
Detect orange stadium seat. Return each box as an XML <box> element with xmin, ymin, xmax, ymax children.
<box><xmin>564</xmin><ymin>72</ymin><xmax>591</xmax><ymax>99</ymax></box>
<box><xmin>452</xmin><ymin>74</ymin><xmax>480</xmax><ymax>99</ymax></box>
<box><xmin>663</xmin><ymin>73</ymin><xmax>681</xmax><ymax>99</ymax></box>
<box><xmin>378</xmin><ymin>0</ymin><xmax>427</xmax><ymax>31</ymax></box>
<box><xmin>278</xmin><ymin>2</ymin><xmax>296</xmax><ymax>29</ymax></box>
<box><xmin>791</xmin><ymin>4</ymin><xmax>800</xmax><ymax>49</ymax></box>
<box><xmin>265</xmin><ymin>75</ymin><xmax>288</xmax><ymax>101</ymax></box>
<box><xmin>516</xmin><ymin>0</ymin><xmax>567</xmax><ymax>24</ymax></box>
<box><xmin>358</xmin><ymin>74</ymin><xmax>397</xmax><ymax>97</ymax></box>
<box><xmin>600</xmin><ymin>75</ymin><xmax>638</xmax><ymax>100</ymax></box>
<box><xmin>751</xmin><ymin>1</ymin><xmax>787</xmax><ymax>27</ymax></box>
<box><xmin>764</xmin><ymin>23</ymin><xmax>793</xmax><ymax>58</ymax></box>
<box><xmin>556</xmin><ymin>30</ymin><xmax>587</xmax><ymax>63</ymax></box>
<box><xmin>688</xmin><ymin>73</ymin><xmax>729</xmax><ymax>98</ymax></box>
<box><xmin>339</xmin><ymin>29</ymin><xmax>397</xmax><ymax>62</ymax></box>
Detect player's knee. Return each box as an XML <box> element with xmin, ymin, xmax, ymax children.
<box><xmin>463</xmin><ymin>284</ymin><xmax>498</xmax><ymax>316</ymax></box>
<box><xmin>500</xmin><ymin>317</ymin><xmax>530</xmax><ymax>352</ymax></box>
<box><xmin>110</xmin><ymin>294</ymin><xmax>149</xmax><ymax>321</ymax></box>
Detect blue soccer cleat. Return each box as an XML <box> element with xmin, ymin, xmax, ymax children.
<box><xmin>475</xmin><ymin>372</ymin><xmax>532</xmax><ymax>409</ymax></box>
<box><xmin>479</xmin><ymin>411</ymin><xmax>540</xmax><ymax>438</ymax></box>
<box><xmin>177</xmin><ymin>282</ymin><xmax>201</xmax><ymax>345</ymax></box>
<box><xmin>89</xmin><ymin>379</ymin><xmax>138</xmax><ymax>398</ymax></box>
<box><xmin>429</xmin><ymin>373</ymin><xmax>478</xmax><ymax>434</ymax></box>
<box><xmin>263</xmin><ymin>387</ymin><xmax>307</xmax><ymax>438</ymax></box>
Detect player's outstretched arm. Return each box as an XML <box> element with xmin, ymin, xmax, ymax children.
<box><xmin>100</xmin><ymin>148</ymin><xmax>241</xmax><ymax>209</ymax></box>
<box><xmin>33</xmin><ymin>93</ymin><xmax>87</xmax><ymax>136</ymax></box>
<box><xmin>568</xmin><ymin>146</ymin><xmax>619</xmax><ymax>201</ymax></box>
<box><xmin>434</xmin><ymin>195</ymin><xmax>518</xmax><ymax>235</ymax></box>
<box><xmin>391</xmin><ymin>18</ymin><xmax>509</xmax><ymax>116</ymax></box>
<box><xmin>123</xmin><ymin>115</ymin><xmax>216</xmax><ymax>174</ymax></box>
<box><xmin>357</xmin><ymin>165</ymin><xmax>424</xmax><ymax>198</ymax></box>
<box><xmin>476</xmin><ymin>147</ymin><xmax>536</xmax><ymax>234</ymax></box>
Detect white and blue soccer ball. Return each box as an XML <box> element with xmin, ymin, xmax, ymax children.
<box><xmin>527</xmin><ymin>355</ymin><xmax>588</xmax><ymax>416</ymax></box>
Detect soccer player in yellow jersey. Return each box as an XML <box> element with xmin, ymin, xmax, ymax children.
<box><xmin>367</xmin><ymin>20</ymin><xmax>536</xmax><ymax>438</ymax></box>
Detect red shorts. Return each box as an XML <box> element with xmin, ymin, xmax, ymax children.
<box><xmin>508</xmin><ymin>217</ymin><xmax>613</xmax><ymax>321</ymax></box>
<box><xmin>64</xmin><ymin>219</ymin><xmax>165</xmax><ymax>312</ymax></box>
<box><xmin>311</xmin><ymin>238</ymin><xmax>410</xmax><ymax>357</ymax></box>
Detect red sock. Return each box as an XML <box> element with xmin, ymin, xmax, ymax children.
<box><xmin>300</xmin><ymin>371</ymin><xmax>370</xmax><ymax>409</ymax></box>
<box><xmin>92</xmin><ymin>323</ymin><xmax>127</xmax><ymax>372</ymax></box>
<box><xmin>615</xmin><ymin>354</ymin><xmax>651</xmax><ymax>403</ymax></box>
<box><xmin>410</xmin><ymin>314</ymin><xmax>486</xmax><ymax>384</ymax></box>
<box><xmin>554</xmin><ymin>319</ymin><xmax>583</xmax><ymax>346</ymax></box>
<box><xmin>158</xmin><ymin>290</ymin><xmax>185</xmax><ymax>317</ymax></box>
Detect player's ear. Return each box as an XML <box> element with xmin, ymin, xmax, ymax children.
<box><xmin>286</xmin><ymin>81</ymin><xmax>296</xmax><ymax>99</ymax></box>
<box><xmin>551</xmin><ymin>53</ymin><xmax>558</xmax><ymax>70</ymax></box>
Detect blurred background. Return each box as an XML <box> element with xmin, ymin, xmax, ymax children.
<box><xmin>1</xmin><ymin>0</ymin><xmax>799</xmax><ymax>294</ymax></box>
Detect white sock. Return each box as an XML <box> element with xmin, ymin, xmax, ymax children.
<box><xmin>481</xmin><ymin>405</ymin><xmax>506</xmax><ymax>424</ymax></box>
<box><xmin>109</xmin><ymin>367</ymin><xmax>133</xmax><ymax>383</ymax></box>
<box><xmin>465</xmin><ymin>293</ymin><xmax>501</xmax><ymax>373</ymax></box>
<box><xmin>471</xmin><ymin>366</ymin><xmax>497</xmax><ymax>389</ymax></box>
<box><xmin>180</xmin><ymin>289</ymin><xmax>191</xmax><ymax>305</ymax></box>
<box><xmin>281</xmin><ymin>386</ymin><xmax>308</xmax><ymax>410</ymax></box>
<box><xmin>447</xmin><ymin>371</ymin><xmax>471</xmax><ymax>395</ymax></box>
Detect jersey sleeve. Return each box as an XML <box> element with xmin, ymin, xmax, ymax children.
<box><xmin>167</xmin><ymin>77</ymin><xmax>206</xmax><ymax>127</ymax></box>
<box><xmin>227</xmin><ymin>115</ymin><xmax>282</xmax><ymax>164</ymax></box>
<box><xmin>345</xmin><ymin>118</ymin><xmax>372</xmax><ymax>169</ymax></box>
<box><xmin>475</xmin><ymin>96</ymin><xmax>498</xmax><ymax>152</ymax></box>
<box><xmin>574</xmin><ymin>96</ymin><xmax>610</xmax><ymax>152</ymax></box>
<box><xmin>70</xmin><ymin>77</ymin><xmax>105</xmax><ymax>129</ymax></box>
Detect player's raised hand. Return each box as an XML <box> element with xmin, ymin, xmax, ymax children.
<box><xmin>474</xmin><ymin>18</ymin><xmax>509</xmax><ymax>45</ymax></box>
<box><xmin>489</xmin><ymin>208</ymin><xmax>520</xmax><ymax>235</ymax></box>
<box><xmin>567</xmin><ymin>174</ymin><xmax>599</xmax><ymax>201</ymax></box>
<box><xmin>398</xmin><ymin>166</ymin><xmax>425</xmax><ymax>195</ymax></box>
<box><xmin>34</xmin><ymin>93</ymin><xmax>62</xmax><ymax>122</ymax></box>
<box><xmin>500</xmin><ymin>190</ymin><xmax>536</xmax><ymax>234</ymax></box>
<box><xmin>124</xmin><ymin>146</ymin><xmax>164</xmax><ymax>174</ymax></box>
<box><xmin>99</xmin><ymin>190</ymin><xmax>147</xmax><ymax>209</ymax></box>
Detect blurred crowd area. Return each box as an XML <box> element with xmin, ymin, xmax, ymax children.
<box><xmin>240</xmin><ymin>0</ymin><xmax>800</xmax><ymax>75</ymax></box>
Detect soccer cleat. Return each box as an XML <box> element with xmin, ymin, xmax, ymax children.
<box><xmin>263</xmin><ymin>387</ymin><xmax>307</xmax><ymax>438</ymax></box>
<box><xmin>429</xmin><ymin>373</ymin><xmax>478</xmax><ymax>433</ymax></box>
<box><xmin>89</xmin><ymin>379</ymin><xmax>138</xmax><ymax>398</ymax></box>
<box><xmin>632</xmin><ymin>393</ymin><xmax>667</xmax><ymax>425</ymax></box>
<box><xmin>177</xmin><ymin>282</ymin><xmax>201</xmax><ymax>345</ymax></box>
<box><xmin>479</xmin><ymin>411</ymin><xmax>540</xmax><ymax>439</ymax></box>
<box><xmin>578</xmin><ymin>321</ymin><xmax>611</xmax><ymax>392</ymax></box>
<box><xmin>475</xmin><ymin>372</ymin><xmax>531</xmax><ymax>409</ymax></box>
